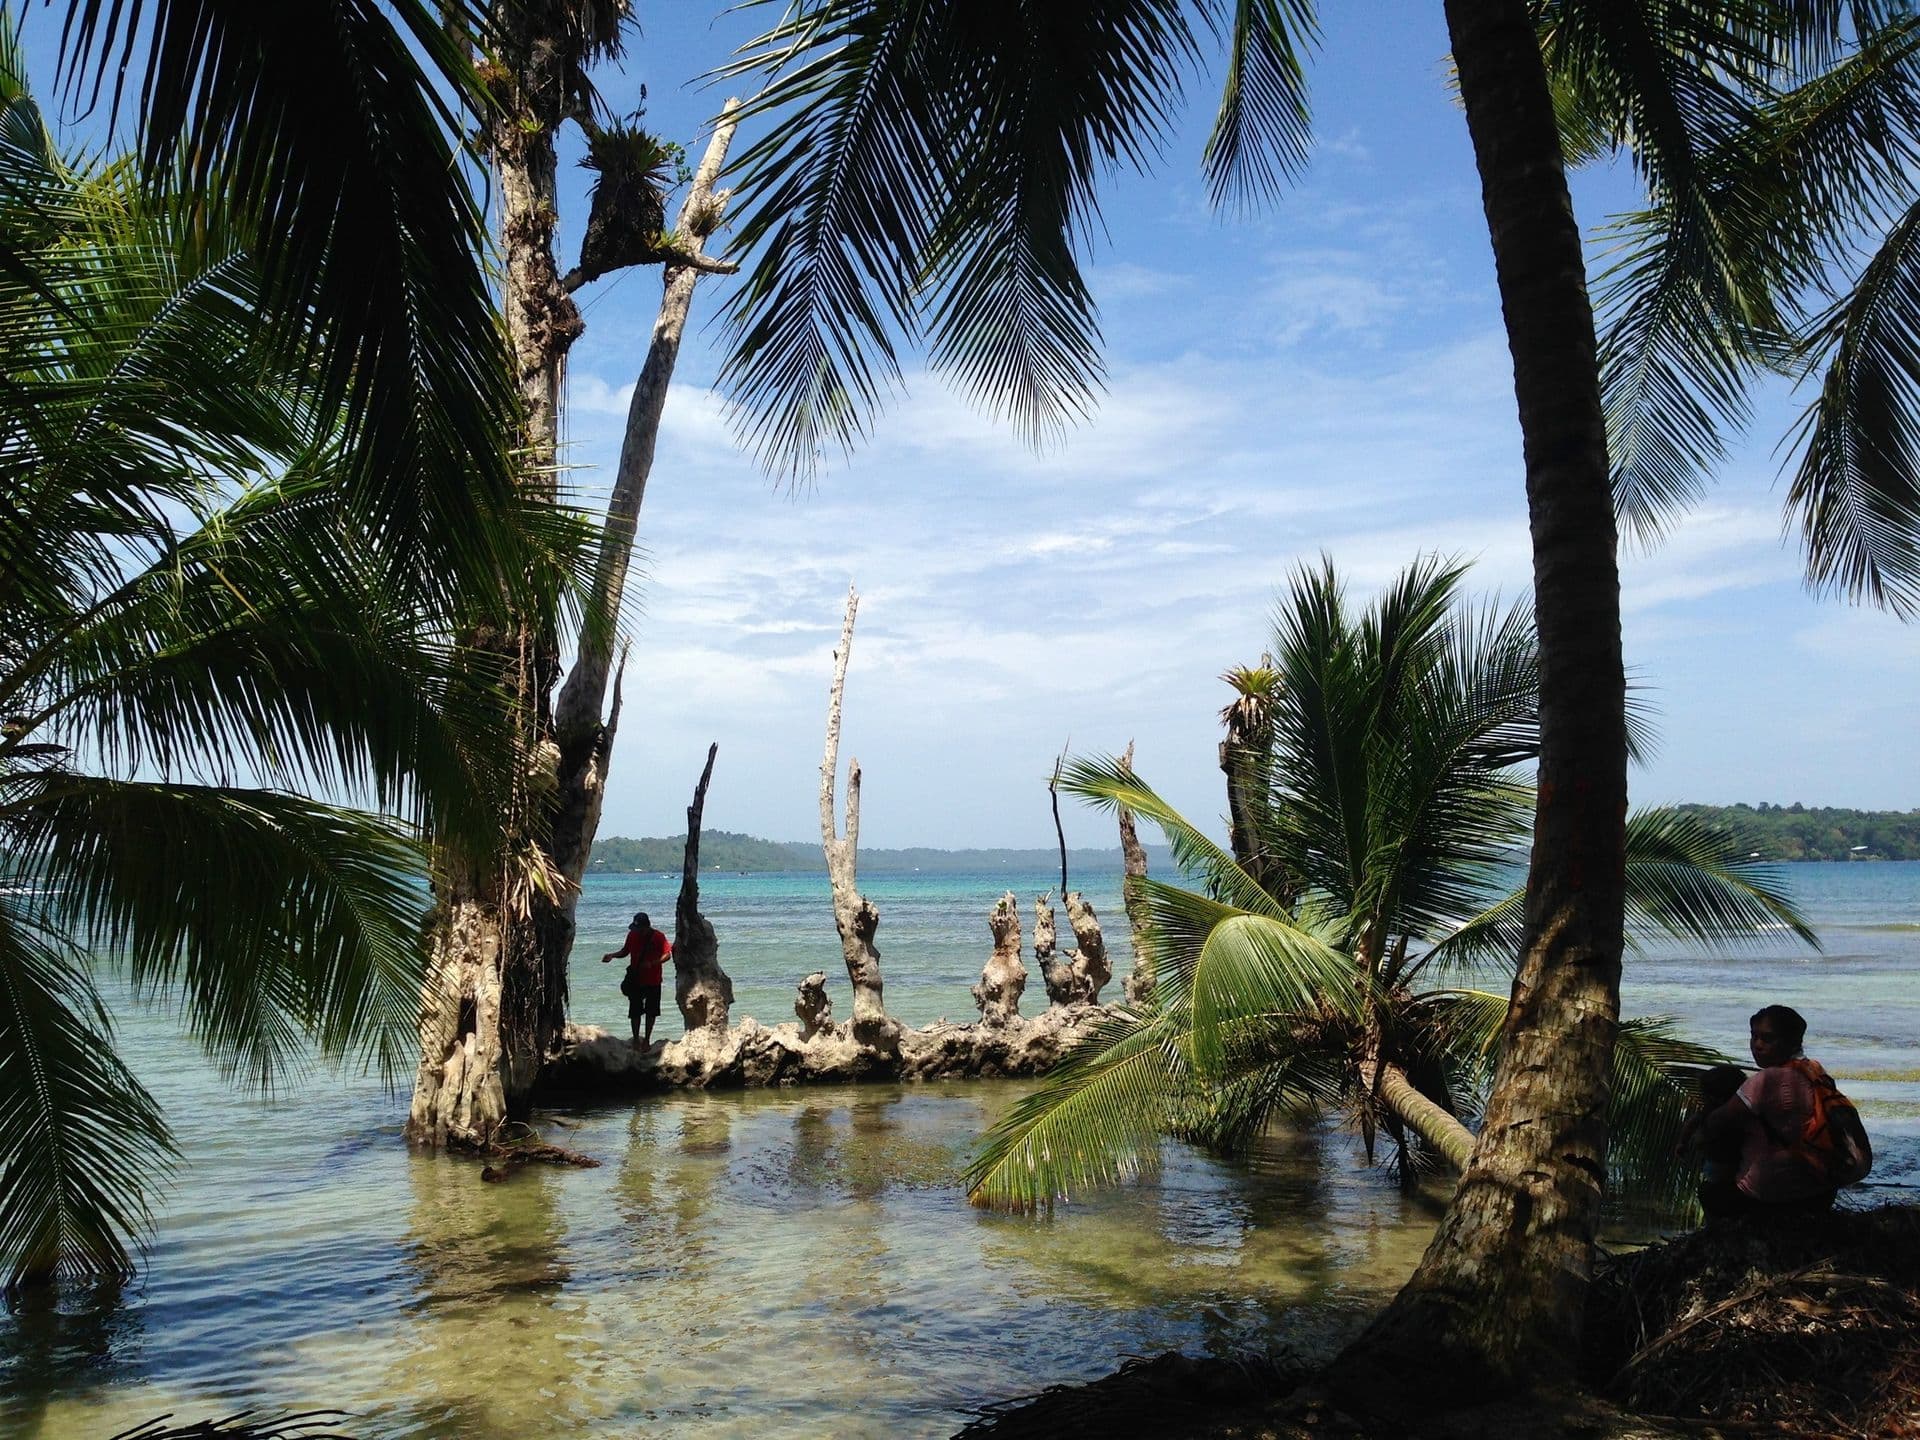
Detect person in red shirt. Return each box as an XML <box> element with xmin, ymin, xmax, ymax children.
<box><xmin>601</xmin><ymin>911</ymin><xmax>673</xmax><ymax>1048</ymax></box>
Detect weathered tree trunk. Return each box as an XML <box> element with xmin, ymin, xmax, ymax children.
<box><xmin>1061</xmin><ymin>892</ymin><xmax>1110</xmax><ymax>1003</ymax></box>
<box><xmin>410</xmin><ymin>13</ymin><xmax>742</xmax><ymax>1147</ymax></box>
<box><xmin>1116</xmin><ymin>741</ymin><xmax>1155</xmax><ymax>1007</ymax></box>
<box><xmin>549</xmin><ymin>106</ymin><xmax>741</xmax><ymax>907</ymax></box>
<box><xmin>673</xmin><ymin>742</ymin><xmax>734</xmax><ymax>1032</ymax></box>
<box><xmin>1338</xmin><ymin>0</ymin><xmax>1628</xmax><ymax>1405</ymax></box>
<box><xmin>819</xmin><ymin>586</ymin><xmax>899</xmax><ymax>1049</ymax></box>
<box><xmin>795</xmin><ymin>972</ymin><xmax>833</xmax><ymax>1040</ymax></box>
<box><xmin>1218</xmin><ymin>664</ymin><xmax>1290</xmax><ymax>903</ymax></box>
<box><xmin>1033</xmin><ymin>893</ymin><xmax>1076</xmax><ymax>1006</ymax></box>
<box><xmin>409</xmin><ymin>2</ymin><xmax>584</xmax><ymax>1149</ymax></box>
<box><xmin>972</xmin><ymin>891</ymin><xmax>1027</xmax><ymax>1024</ymax></box>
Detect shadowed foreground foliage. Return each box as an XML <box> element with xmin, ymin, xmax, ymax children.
<box><xmin>961</xmin><ymin>1204</ymin><xmax>1920</xmax><ymax>1440</ymax></box>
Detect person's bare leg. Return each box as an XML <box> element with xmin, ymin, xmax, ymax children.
<box><xmin>644</xmin><ymin>1011</ymin><xmax>657</xmax><ymax>1047</ymax></box>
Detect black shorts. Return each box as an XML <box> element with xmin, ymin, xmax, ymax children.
<box><xmin>628</xmin><ymin>983</ymin><xmax>661</xmax><ymax>1020</ymax></box>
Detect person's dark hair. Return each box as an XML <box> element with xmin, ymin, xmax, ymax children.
<box><xmin>632</xmin><ymin>911</ymin><xmax>649</xmax><ymax>928</ymax></box>
<box><xmin>1700</xmin><ymin>1063</ymin><xmax>1747</xmax><ymax>1106</ymax></box>
<box><xmin>1750</xmin><ymin>1004</ymin><xmax>1807</xmax><ymax>1051</ymax></box>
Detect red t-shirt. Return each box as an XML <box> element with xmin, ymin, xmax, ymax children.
<box><xmin>615</xmin><ymin>927</ymin><xmax>672</xmax><ymax>985</ymax></box>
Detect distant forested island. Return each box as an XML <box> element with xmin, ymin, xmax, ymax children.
<box><xmin>588</xmin><ymin>830</ymin><xmax>1173</xmax><ymax>874</ymax></box>
<box><xmin>592</xmin><ymin>810</ymin><xmax>1920</xmax><ymax>874</ymax></box>
<box><xmin>1673</xmin><ymin>804</ymin><xmax>1920</xmax><ymax>861</ymax></box>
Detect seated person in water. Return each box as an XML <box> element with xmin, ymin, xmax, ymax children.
<box><xmin>1694</xmin><ymin>1005</ymin><xmax>1855</xmax><ymax>1219</ymax></box>
<box><xmin>602</xmin><ymin>911</ymin><xmax>673</xmax><ymax>1049</ymax></box>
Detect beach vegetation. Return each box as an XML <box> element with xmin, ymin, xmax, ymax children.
<box><xmin>967</xmin><ymin>556</ymin><xmax>1814</xmax><ymax>1217</ymax></box>
<box><xmin>0</xmin><ymin>10</ymin><xmax>564</xmax><ymax>1293</ymax></box>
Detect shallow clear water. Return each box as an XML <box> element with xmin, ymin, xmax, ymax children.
<box><xmin>4</xmin><ymin>863</ymin><xmax>1917</xmax><ymax>1438</ymax></box>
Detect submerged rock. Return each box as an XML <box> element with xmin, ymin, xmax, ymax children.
<box><xmin>532</xmin><ymin>1004</ymin><xmax>1114</xmax><ymax>1099</ymax></box>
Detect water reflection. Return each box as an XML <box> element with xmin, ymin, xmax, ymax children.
<box><xmin>5</xmin><ymin>1082</ymin><xmax>1441</xmax><ymax>1440</ymax></box>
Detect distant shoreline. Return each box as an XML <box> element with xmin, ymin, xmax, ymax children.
<box><xmin>591</xmin><ymin>804</ymin><xmax>1920</xmax><ymax>873</ymax></box>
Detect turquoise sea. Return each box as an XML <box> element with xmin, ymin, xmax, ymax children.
<box><xmin>4</xmin><ymin>862</ymin><xmax>1918</xmax><ymax>1439</ymax></box>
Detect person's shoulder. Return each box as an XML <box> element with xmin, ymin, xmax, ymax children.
<box><xmin>1740</xmin><ymin>1064</ymin><xmax>1803</xmax><ymax>1106</ymax></box>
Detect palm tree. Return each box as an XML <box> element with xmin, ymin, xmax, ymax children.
<box><xmin>966</xmin><ymin>557</ymin><xmax>1812</xmax><ymax>1220</ymax></box>
<box><xmin>49</xmin><ymin>0</ymin><xmax>526</xmax><ymax>602</ymax></box>
<box><xmin>712</xmin><ymin>0</ymin><xmax>1733</xmax><ymax>1389</ymax></box>
<box><xmin>1559</xmin><ymin>3</ymin><xmax>1920</xmax><ymax>615</ymax></box>
<box><xmin>0</xmin><ymin>19</ymin><xmax>545</xmax><ymax>1293</ymax></box>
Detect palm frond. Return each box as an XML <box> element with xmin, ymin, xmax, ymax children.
<box><xmin>1060</xmin><ymin>753</ymin><xmax>1282</xmax><ymax>916</ymax></box>
<box><xmin>715</xmin><ymin>0</ymin><xmax>943</xmax><ymax>474</ymax></box>
<box><xmin>7</xmin><ymin>778</ymin><xmax>430</xmax><ymax>1088</ymax></box>
<box><xmin>0</xmin><ymin>897</ymin><xmax>175</xmax><ymax>1292</ymax></box>
<box><xmin>1607</xmin><ymin>1015</ymin><xmax>1736</xmax><ymax>1217</ymax></box>
<box><xmin>53</xmin><ymin>0</ymin><xmax>527</xmax><ymax>604</ymax></box>
<box><xmin>1199</xmin><ymin>0</ymin><xmax>1317</xmax><ymax>209</ymax></box>
<box><xmin>1182</xmin><ymin>908</ymin><xmax>1359</xmax><ymax>1076</ymax></box>
<box><xmin>965</xmin><ymin>1008</ymin><xmax>1187</xmax><ymax>1208</ymax></box>
<box><xmin>1788</xmin><ymin>192</ymin><xmax>1920</xmax><ymax>617</ymax></box>
<box><xmin>1622</xmin><ymin>806</ymin><xmax>1819</xmax><ymax>951</ymax></box>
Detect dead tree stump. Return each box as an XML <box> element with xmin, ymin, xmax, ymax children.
<box><xmin>1062</xmin><ymin>892</ymin><xmax>1111</xmax><ymax>1004</ymax></box>
<box><xmin>819</xmin><ymin>585</ymin><xmax>900</xmax><ymax>1051</ymax></box>
<box><xmin>674</xmin><ymin>741</ymin><xmax>734</xmax><ymax>1032</ymax></box>
<box><xmin>795</xmin><ymin>971</ymin><xmax>834</xmax><ymax>1040</ymax></box>
<box><xmin>972</xmin><ymin>891</ymin><xmax>1027</xmax><ymax>1025</ymax></box>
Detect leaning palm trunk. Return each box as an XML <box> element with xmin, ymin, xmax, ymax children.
<box><xmin>1359</xmin><ymin>1059</ymin><xmax>1474</xmax><ymax>1172</ymax></box>
<box><xmin>1341</xmin><ymin>0</ymin><xmax>1628</xmax><ymax>1398</ymax></box>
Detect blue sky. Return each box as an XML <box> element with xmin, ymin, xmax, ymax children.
<box><xmin>29</xmin><ymin>4</ymin><xmax>1920</xmax><ymax>849</ymax></box>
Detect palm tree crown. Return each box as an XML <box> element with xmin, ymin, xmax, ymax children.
<box><xmin>967</xmin><ymin>557</ymin><xmax>1813</xmax><ymax>1214</ymax></box>
<box><xmin>0</xmin><ymin>21</ymin><xmax>553</xmax><ymax>1293</ymax></box>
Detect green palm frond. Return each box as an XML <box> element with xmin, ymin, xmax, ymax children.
<box><xmin>6</xmin><ymin>778</ymin><xmax>430</xmax><ymax>1087</ymax></box>
<box><xmin>0</xmin><ymin>898</ymin><xmax>175</xmax><ymax>1292</ymax></box>
<box><xmin>715</xmin><ymin>0</ymin><xmax>945</xmax><ymax>473</ymax></box>
<box><xmin>1183</xmin><ymin>908</ymin><xmax>1358</xmax><ymax>1075</ymax></box>
<box><xmin>1622</xmin><ymin>806</ymin><xmax>1819</xmax><ymax>951</ymax></box>
<box><xmin>965</xmin><ymin>1008</ymin><xmax>1188</xmax><ymax>1209</ymax></box>
<box><xmin>1607</xmin><ymin>1015</ymin><xmax>1736</xmax><ymax>1218</ymax></box>
<box><xmin>1060</xmin><ymin>754</ymin><xmax>1281</xmax><ymax>916</ymax></box>
<box><xmin>718</xmin><ymin>0</ymin><xmax>1327</xmax><ymax>476</ymax></box>
<box><xmin>1788</xmin><ymin>191</ymin><xmax>1920</xmax><ymax>617</ymax></box>
<box><xmin>52</xmin><ymin>0</ymin><xmax>526</xmax><ymax>602</ymax></box>
<box><xmin>1200</xmin><ymin>0</ymin><xmax>1318</xmax><ymax>209</ymax></box>
<box><xmin>21</xmin><ymin>473</ymin><xmax>520</xmax><ymax>849</ymax></box>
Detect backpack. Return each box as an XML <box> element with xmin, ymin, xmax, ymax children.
<box><xmin>1783</xmin><ymin>1057</ymin><xmax>1873</xmax><ymax>1187</ymax></box>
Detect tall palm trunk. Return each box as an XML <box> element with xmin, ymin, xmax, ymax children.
<box><xmin>407</xmin><ymin>2</ymin><xmax>582</xmax><ymax>1149</ymax></box>
<box><xmin>1341</xmin><ymin>0</ymin><xmax>1627</xmax><ymax>1399</ymax></box>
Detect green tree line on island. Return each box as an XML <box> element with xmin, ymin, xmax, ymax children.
<box><xmin>588</xmin><ymin>831</ymin><xmax>1174</xmax><ymax>875</ymax></box>
<box><xmin>1676</xmin><ymin>804</ymin><xmax>1920</xmax><ymax>862</ymax></box>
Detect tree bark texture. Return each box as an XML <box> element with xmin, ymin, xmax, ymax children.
<box><xmin>972</xmin><ymin>891</ymin><xmax>1027</xmax><ymax>1024</ymax></box>
<box><xmin>1032</xmin><ymin>893</ymin><xmax>1076</xmax><ymax>1006</ymax></box>
<box><xmin>674</xmin><ymin>742</ymin><xmax>734</xmax><ymax>1032</ymax></box>
<box><xmin>819</xmin><ymin>586</ymin><xmax>898</xmax><ymax>1049</ymax></box>
<box><xmin>1061</xmin><ymin>892</ymin><xmax>1110</xmax><ymax>1003</ymax></box>
<box><xmin>1116</xmin><ymin>741</ymin><xmax>1155</xmax><ymax>1007</ymax></box>
<box><xmin>1340</xmin><ymin>0</ymin><xmax>1628</xmax><ymax>1403</ymax></box>
<box><xmin>409</xmin><ymin>1</ymin><xmax>583</xmax><ymax>1148</ymax></box>
<box><xmin>549</xmin><ymin>105</ymin><xmax>741</xmax><ymax>907</ymax></box>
